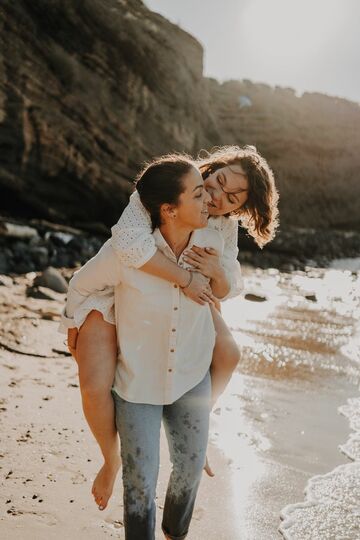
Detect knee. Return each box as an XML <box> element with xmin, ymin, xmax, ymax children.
<box><xmin>171</xmin><ymin>452</ymin><xmax>204</xmax><ymax>491</ymax></box>
<box><xmin>85</xmin><ymin>309</ymin><xmax>106</xmax><ymax>324</ymax></box>
<box><xmin>217</xmin><ymin>338</ymin><xmax>240</xmax><ymax>370</ymax></box>
<box><xmin>226</xmin><ymin>340</ymin><xmax>240</xmax><ymax>368</ymax></box>
<box><xmin>80</xmin><ymin>377</ymin><xmax>113</xmax><ymax>402</ymax></box>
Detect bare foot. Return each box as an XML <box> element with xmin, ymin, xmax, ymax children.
<box><xmin>204</xmin><ymin>455</ymin><xmax>215</xmax><ymax>477</ymax></box>
<box><xmin>92</xmin><ymin>455</ymin><xmax>122</xmax><ymax>510</ymax></box>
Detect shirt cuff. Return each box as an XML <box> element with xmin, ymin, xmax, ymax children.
<box><xmin>58</xmin><ymin>308</ymin><xmax>76</xmax><ymax>334</ymax></box>
<box><xmin>219</xmin><ymin>271</ymin><xmax>244</xmax><ymax>302</ymax></box>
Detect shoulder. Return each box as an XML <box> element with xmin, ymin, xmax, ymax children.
<box><xmin>208</xmin><ymin>216</ymin><xmax>238</xmax><ymax>237</ymax></box>
<box><xmin>194</xmin><ymin>228</ymin><xmax>224</xmax><ymax>253</ymax></box>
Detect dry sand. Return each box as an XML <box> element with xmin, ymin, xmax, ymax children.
<box><xmin>0</xmin><ymin>273</ymin><xmax>356</xmax><ymax>539</ymax></box>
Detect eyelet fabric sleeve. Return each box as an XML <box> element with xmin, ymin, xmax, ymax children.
<box><xmin>208</xmin><ymin>216</ymin><xmax>243</xmax><ymax>301</ymax></box>
<box><xmin>111</xmin><ymin>190</ymin><xmax>157</xmax><ymax>268</ymax></box>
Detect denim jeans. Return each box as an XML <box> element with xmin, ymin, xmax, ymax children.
<box><xmin>112</xmin><ymin>371</ymin><xmax>211</xmax><ymax>540</ymax></box>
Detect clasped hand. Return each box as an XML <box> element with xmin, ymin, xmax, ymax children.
<box><xmin>181</xmin><ymin>246</ymin><xmax>222</xmax><ymax>306</ymax></box>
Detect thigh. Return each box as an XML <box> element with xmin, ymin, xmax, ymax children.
<box><xmin>211</xmin><ymin>304</ymin><xmax>233</xmax><ymax>340</ymax></box>
<box><xmin>76</xmin><ymin>310</ymin><xmax>118</xmax><ymax>390</ymax></box>
<box><xmin>211</xmin><ymin>305</ymin><xmax>239</xmax><ymax>363</ymax></box>
<box><xmin>163</xmin><ymin>373</ymin><xmax>211</xmax><ymax>469</ymax></box>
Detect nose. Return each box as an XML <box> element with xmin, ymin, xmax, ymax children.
<box><xmin>210</xmin><ymin>186</ymin><xmax>221</xmax><ymax>202</ymax></box>
<box><xmin>204</xmin><ymin>190</ymin><xmax>211</xmax><ymax>204</ymax></box>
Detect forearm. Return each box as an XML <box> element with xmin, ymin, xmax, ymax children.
<box><xmin>210</xmin><ymin>266</ymin><xmax>231</xmax><ymax>299</ymax></box>
<box><xmin>140</xmin><ymin>250</ymin><xmax>191</xmax><ymax>287</ymax></box>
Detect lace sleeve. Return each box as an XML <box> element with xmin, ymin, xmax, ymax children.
<box><xmin>111</xmin><ymin>191</ymin><xmax>157</xmax><ymax>268</ymax></box>
<box><xmin>209</xmin><ymin>217</ymin><xmax>243</xmax><ymax>301</ymax></box>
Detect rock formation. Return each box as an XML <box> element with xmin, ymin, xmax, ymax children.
<box><xmin>1</xmin><ymin>0</ymin><xmax>360</xmax><ymax>233</ymax></box>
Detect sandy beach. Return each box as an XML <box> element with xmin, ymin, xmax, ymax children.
<box><xmin>0</xmin><ymin>266</ymin><xmax>359</xmax><ymax>539</ymax></box>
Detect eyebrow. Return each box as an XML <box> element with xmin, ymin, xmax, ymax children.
<box><xmin>192</xmin><ymin>184</ymin><xmax>204</xmax><ymax>192</ymax></box>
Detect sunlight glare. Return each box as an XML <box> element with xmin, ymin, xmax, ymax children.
<box><xmin>241</xmin><ymin>0</ymin><xmax>343</xmax><ymax>65</ymax></box>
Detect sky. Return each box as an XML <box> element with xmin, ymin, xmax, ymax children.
<box><xmin>145</xmin><ymin>0</ymin><xmax>360</xmax><ymax>104</ymax></box>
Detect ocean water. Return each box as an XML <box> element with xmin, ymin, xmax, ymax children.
<box><xmin>221</xmin><ymin>264</ymin><xmax>360</xmax><ymax>539</ymax></box>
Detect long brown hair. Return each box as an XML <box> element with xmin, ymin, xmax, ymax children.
<box><xmin>197</xmin><ymin>145</ymin><xmax>279</xmax><ymax>247</ymax></box>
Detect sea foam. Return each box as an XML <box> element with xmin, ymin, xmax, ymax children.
<box><xmin>279</xmin><ymin>397</ymin><xmax>360</xmax><ymax>539</ymax></box>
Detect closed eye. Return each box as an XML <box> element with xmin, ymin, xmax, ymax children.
<box><xmin>217</xmin><ymin>175</ymin><xmax>237</xmax><ymax>204</ymax></box>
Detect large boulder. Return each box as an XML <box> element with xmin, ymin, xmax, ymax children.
<box><xmin>0</xmin><ymin>0</ymin><xmax>219</xmax><ymax>227</ymax></box>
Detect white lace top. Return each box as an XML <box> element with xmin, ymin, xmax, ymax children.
<box><xmin>59</xmin><ymin>190</ymin><xmax>243</xmax><ymax>333</ymax></box>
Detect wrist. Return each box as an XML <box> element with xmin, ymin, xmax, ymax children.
<box><xmin>210</xmin><ymin>265</ymin><xmax>225</xmax><ymax>282</ymax></box>
<box><xmin>180</xmin><ymin>271</ymin><xmax>193</xmax><ymax>289</ymax></box>
<box><xmin>177</xmin><ymin>268</ymin><xmax>192</xmax><ymax>288</ymax></box>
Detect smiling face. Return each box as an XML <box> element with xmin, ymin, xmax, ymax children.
<box><xmin>204</xmin><ymin>164</ymin><xmax>249</xmax><ymax>216</ymax></box>
<box><xmin>164</xmin><ymin>166</ymin><xmax>211</xmax><ymax>230</ymax></box>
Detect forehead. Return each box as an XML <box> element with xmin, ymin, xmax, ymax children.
<box><xmin>182</xmin><ymin>166</ymin><xmax>203</xmax><ymax>191</ymax></box>
<box><xmin>219</xmin><ymin>165</ymin><xmax>249</xmax><ymax>190</ymax></box>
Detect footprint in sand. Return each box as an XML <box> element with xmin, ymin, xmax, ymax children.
<box><xmin>70</xmin><ymin>470</ymin><xmax>87</xmax><ymax>484</ymax></box>
<box><xmin>104</xmin><ymin>516</ymin><xmax>124</xmax><ymax>530</ymax></box>
<box><xmin>192</xmin><ymin>506</ymin><xmax>205</xmax><ymax>521</ymax></box>
<box><xmin>6</xmin><ymin>507</ymin><xmax>58</xmax><ymax>526</ymax></box>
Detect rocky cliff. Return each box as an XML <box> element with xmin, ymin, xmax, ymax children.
<box><xmin>1</xmin><ymin>0</ymin><xmax>360</xmax><ymax>233</ymax></box>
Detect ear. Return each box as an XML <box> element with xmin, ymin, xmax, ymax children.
<box><xmin>160</xmin><ymin>203</ymin><xmax>177</xmax><ymax>220</ymax></box>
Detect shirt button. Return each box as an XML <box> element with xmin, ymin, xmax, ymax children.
<box><xmin>168</xmin><ymin>368</ymin><xmax>172</xmax><ymax>372</ymax></box>
<box><xmin>170</xmin><ymin>349</ymin><xmax>175</xmax><ymax>352</ymax></box>
<box><xmin>174</xmin><ymin>284</ymin><xmax>178</xmax><ymax>288</ymax></box>
<box><xmin>172</xmin><ymin>328</ymin><xmax>176</xmax><ymax>332</ymax></box>
<box><xmin>174</xmin><ymin>307</ymin><xmax>178</xmax><ymax>311</ymax></box>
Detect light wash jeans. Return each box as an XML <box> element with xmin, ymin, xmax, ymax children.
<box><xmin>112</xmin><ymin>371</ymin><xmax>211</xmax><ymax>540</ymax></box>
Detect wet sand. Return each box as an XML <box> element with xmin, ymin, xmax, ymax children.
<box><xmin>0</xmin><ymin>269</ymin><xmax>358</xmax><ymax>539</ymax></box>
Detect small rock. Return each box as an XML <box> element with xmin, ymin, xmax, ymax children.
<box><xmin>0</xmin><ymin>253</ymin><xmax>10</xmax><ymax>274</ymax></box>
<box><xmin>33</xmin><ymin>266</ymin><xmax>68</xmax><ymax>293</ymax></box>
<box><xmin>30</xmin><ymin>246</ymin><xmax>49</xmax><ymax>268</ymax></box>
<box><xmin>280</xmin><ymin>263</ymin><xmax>296</xmax><ymax>273</ymax></box>
<box><xmin>244</xmin><ymin>293</ymin><xmax>267</xmax><ymax>302</ymax></box>
<box><xmin>305</xmin><ymin>294</ymin><xmax>317</xmax><ymax>302</ymax></box>
<box><xmin>0</xmin><ymin>274</ymin><xmax>13</xmax><ymax>286</ymax></box>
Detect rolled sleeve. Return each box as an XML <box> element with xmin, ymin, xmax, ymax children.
<box><xmin>57</xmin><ymin>239</ymin><xmax>122</xmax><ymax>334</ymax></box>
<box><xmin>58</xmin><ymin>307</ymin><xmax>76</xmax><ymax>334</ymax></box>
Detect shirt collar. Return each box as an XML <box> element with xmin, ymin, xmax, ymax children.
<box><xmin>153</xmin><ymin>228</ymin><xmax>201</xmax><ymax>261</ymax></box>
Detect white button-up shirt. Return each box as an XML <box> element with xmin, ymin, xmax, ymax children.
<box><xmin>111</xmin><ymin>191</ymin><xmax>243</xmax><ymax>300</ymax></box>
<box><xmin>61</xmin><ymin>228</ymin><xmax>224</xmax><ymax>405</ymax></box>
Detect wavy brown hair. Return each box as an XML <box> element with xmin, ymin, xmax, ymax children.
<box><xmin>197</xmin><ymin>145</ymin><xmax>279</xmax><ymax>247</ymax></box>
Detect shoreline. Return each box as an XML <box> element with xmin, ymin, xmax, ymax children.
<box><xmin>1</xmin><ymin>264</ymin><xmax>359</xmax><ymax>538</ymax></box>
<box><xmin>1</xmin><ymin>348</ymin><xmax>356</xmax><ymax>539</ymax></box>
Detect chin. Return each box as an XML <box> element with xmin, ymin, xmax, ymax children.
<box><xmin>199</xmin><ymin>216</ymin><xmax>209</xmax><ymax>228</ymax></box>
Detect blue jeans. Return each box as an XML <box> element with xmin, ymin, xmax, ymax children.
<box><xmin>112</xmin><ymin>372</ymin><xmax>211</xmax><ymax>540</ymax></box>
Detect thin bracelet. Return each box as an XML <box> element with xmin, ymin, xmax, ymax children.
<box><xmin>180</xmin><ymin>271</ymin><xmax>193</xmax><ymax>289</ymax></box>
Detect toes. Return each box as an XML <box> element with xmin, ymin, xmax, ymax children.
<box><xmin>204</xmin><ymin>457</ymin><xmax>215</xmax><ymax>477</ymax></box>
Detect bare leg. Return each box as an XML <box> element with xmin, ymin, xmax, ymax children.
<box><xmin>210</xmin><ymin>304</ymin><xmax>240</xmax><ymax>408</ymax></box>
<box><xmin>204</xmin><ymin>305</ymin><xmax>240</xmax><ymax>477</ymax></box>
<box><xmin>75</xmin><ymin>310</ymin><xmax>121</xmax><ymax>510</ymax></box>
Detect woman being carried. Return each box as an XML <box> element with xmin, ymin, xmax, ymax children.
<box><xmin>61</xmin><ymin>145</ymin><xmax>279</xmax><ymax>512</ymax></box>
